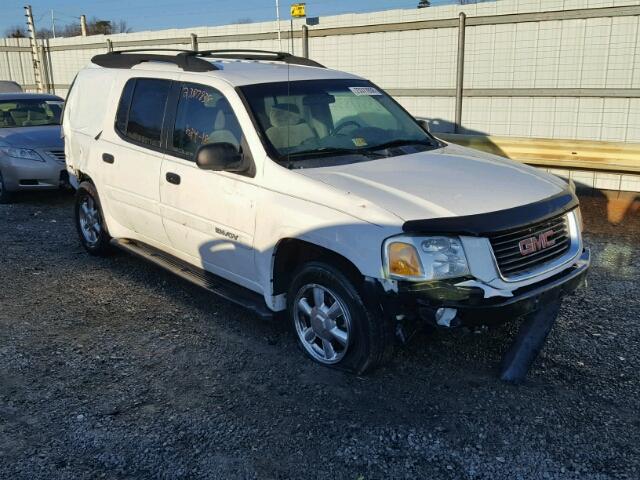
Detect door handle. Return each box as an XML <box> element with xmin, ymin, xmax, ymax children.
<box><xmin>165</xmin><ymin>172</ymin><xmax>181</xmax><ymax>185</ymax></box>
<box><xmin>102</xmin><ymin>153</ymin><xmax>114</xmax><ymax>164</ymax></box>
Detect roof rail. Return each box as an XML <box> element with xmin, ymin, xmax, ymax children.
<box><xmin>91</xmin><ymin>49</ymin><xmax>218</xmax><ymax>72</ymax></box>
<box><xmin>195</xmin><ymin>49</ymin><xmax>326</xmax><ymax>68</ymax></box>
<box><xmin>91</xmin><ymin>48</ymin><xmax>325</xmax><ymax>72</ymax></box>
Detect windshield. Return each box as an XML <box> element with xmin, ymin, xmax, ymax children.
<box><xmin>0</xmin><ymin>98</ymin><xmax>63</xmax><ymax>128</ymax></box>
<box><xmin>239</xmin><ymin>79</ymin><xmax>438</xmax><ymax>164</ymax></box>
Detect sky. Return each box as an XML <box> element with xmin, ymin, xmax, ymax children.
<box><xmin>2</xmin><ymin>0</ymin><xmax>454</xmax><ymax>35</ymax></box>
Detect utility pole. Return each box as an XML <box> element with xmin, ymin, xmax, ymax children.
<box><xmin>80</xmin><ymin>15</ymin><xmax>88</xmax><ymax>37</ymax></box>
<box><xmin>24</xmin><ymin>5</ymin><xmax>44</xmax><ymax>92</ymax></box>
<box><xmin>454</xmin><ymin>12</ymin><xmax>466</xmax><ymax>133</ymax></box>
<box><xmin>290</xmin><ymin>17</ymin><xmax>294</xmax><ymax>55</ymax></box>
<box><xmin>50</xmin><ymin>10</ymin><xmax>56</xmax><ymax>38</ymax></box>
<box><xmin>275</xmin><ymin>0</ymin><xmax>282</xmax><ymax>51</ymax></box>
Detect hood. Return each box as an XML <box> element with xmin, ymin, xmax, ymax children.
<box><xmin>297</xmin><ymin>143</ymin><xmax>567</xmax><ymax>221</ymax></box>
<box><xmin>0</xmin><ymin>125</ymin><xmax>63</xmax><ymax>149</ymax></box>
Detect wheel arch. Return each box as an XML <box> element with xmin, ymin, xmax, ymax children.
<box><xmin>271</xmin><ymin>238</ymin><xmax>364</xmax><ymax>297</ymax></box>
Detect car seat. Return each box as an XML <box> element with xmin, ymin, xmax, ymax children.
<box><xmin>0</xmin><ymin>111</ymin><xmax>15</xmax><ymax>127</ymax></box>
<box><xmin>206</xmin><ymin>99</ymin><xmax>241</xmax><ymax>148</ymax></box>
<box><xmin>22</xmin><ymin>108</ymin><xmax>49</xmax><ymax>126</ymax></box>
<box><xmin>265</xmin><ymin>103</ymin><xmax>316</xmax><ymax>151</ymax></box>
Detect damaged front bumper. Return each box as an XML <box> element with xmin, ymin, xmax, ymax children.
<box><xmin>364</xmin><ymin>248</ymin><xmax>590</xmax><ymax>333</ymax></box>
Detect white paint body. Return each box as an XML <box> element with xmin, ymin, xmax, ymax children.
<box><xmin>63</xmin><ymin>59</ymin><xmax>584</xmax><ymax>311</ymax></box>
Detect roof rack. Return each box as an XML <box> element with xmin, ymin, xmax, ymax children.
<box><xmin>91</xmin><ymin>48</ymin><xmax>325</xmax><ymax>72</ymax></box>
<box><xmin>196</xmin><ymin>49</ymin><xmax>326</xmax><ymax>68</ymax></box>
<box><xmin>92</xmin><ymin>49</ymin><xmax>218</xmax><ymax>72</ymax></box>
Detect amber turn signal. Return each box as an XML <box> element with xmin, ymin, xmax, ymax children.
<box><xmin>387</xmin><ymin>242</ymin><xmax>424</xmax><ymax>277</ymax></box>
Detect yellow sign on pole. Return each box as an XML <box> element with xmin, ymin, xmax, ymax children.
<box><xmin>291</xmin><ymin>3</ymin><xmax>306</xmax><ymax>18</ymax></box>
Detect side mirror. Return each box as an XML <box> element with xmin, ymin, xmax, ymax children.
<box><xmin>195</xmin><ymin>142</ymin><xmax>243</xmax><ymax>172</ymax></box>
<box><xmin>417</xmin><ymin>119</ymin><xmax>431</xmax><ymax>133</ymax></box>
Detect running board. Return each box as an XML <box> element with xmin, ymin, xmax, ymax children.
<box><xmin>111</xmin><ymin>239</ymin><xmax>273</xmax><ymax>320</ymax></box>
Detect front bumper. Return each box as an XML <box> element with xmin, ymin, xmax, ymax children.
<box><xmin>0</xmin><ymin>154</ymin><xmax>67</xmax><ymax>191</ymax></box>
<box><xmin>365</xmin><ymin>248</ymin><xmax>590</xmax><ymax>329</ymax></box>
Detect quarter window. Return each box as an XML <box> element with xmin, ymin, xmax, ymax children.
<box><xmin>115</xmin><ymin>78</ymin><xmax>171</xmax><ymax>147</ymax></box>
<box><xmin>171</xmin><ymin>83</ymin><xmax>244</xmax><ymax>158</ymax></box>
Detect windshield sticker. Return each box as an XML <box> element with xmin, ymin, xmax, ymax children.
<box><xmin>349</xmin><ymin>86</ymin><xmax>382</xmax><ymax>96</ymax></box>
<box><xmin>45</xmin><ymin>101</ymin><xmax>64</xmax><ymax>106</ymax></box>
<box><xmin>351</xmin><ymin>137</ymin><xmax>368</xmax><ymax>147</ymax></box>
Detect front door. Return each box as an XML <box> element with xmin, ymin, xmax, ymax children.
<box><xmin>159</xmin><ymin>81</ymin><xmax>259</xmax><ymax>290</ymax></box>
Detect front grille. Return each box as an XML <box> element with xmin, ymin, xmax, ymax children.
<box><xmin>489</xmin><ymin>214</ymin><xmax>571</xmax><ymax>278</ymax></box>
<box><xmin>47</xmin><ymin>150</ymin><xmax>65</xmax><ymax>162</ymax></box>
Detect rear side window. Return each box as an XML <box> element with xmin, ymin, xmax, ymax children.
<box><xmin>115</xmin><ymin>78</ymin><xmax>171</xmax><ymax>147</ymax></box>
<box><xmin>115</xmin><ymin>79</ymin><xmax>135</xmax><ymax>134</ymax></box>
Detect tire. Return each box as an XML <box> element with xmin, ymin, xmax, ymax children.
<box><xmin>0</xmin><ymin>171</ymin><xmax>13</xmax><ymax>204</ymax></box>
<box><xmin>287</xmin><ymin>261</ymin><xmax>394</xmax><ymax>374</ymax></box>
<box><xmin>74</xmin><ymin>181</ymin><xmax>112</xmax><ymax>256</ymax></box>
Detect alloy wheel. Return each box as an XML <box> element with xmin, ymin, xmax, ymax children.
<box><xmin>293</xmin><ymin>283</ymin><xmax>351</xmax><ymax>364</ymax></box>
<box><xmin>78</xmin><ymin>195</ymin><xmax>101</xmax><ymax>246</ymax></box>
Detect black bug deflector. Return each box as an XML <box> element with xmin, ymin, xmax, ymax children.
<box><xmin>402</xmin><ymin>187</ymin><xmax>579</xmax><ymax>236</ymax></box>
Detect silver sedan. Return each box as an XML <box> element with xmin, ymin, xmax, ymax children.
<box><xmin>0</xmin><ymin>92</ymin><xmax>66</xmax><ymax>203</ymax></box>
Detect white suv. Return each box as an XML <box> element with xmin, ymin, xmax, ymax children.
<box><xmin>63</xmin><ymin>50</ymin><xmax>590</xmax><ymax>374</ymax></box>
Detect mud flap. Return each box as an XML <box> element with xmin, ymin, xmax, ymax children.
<box><xmin>499</xmin><ymin>297</ymin><xmax>562</xmax><ymax>384</ymax></box>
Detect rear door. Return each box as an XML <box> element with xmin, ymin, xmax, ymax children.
<box><xmin>159</xmin><ymin>80</ymin><xmax>259</xmax><ymax>290</ymax></box>
<box><xmin>100</xmin><ymin>77</ymin><xmax>172</xmax><ymax>246</ymax></box>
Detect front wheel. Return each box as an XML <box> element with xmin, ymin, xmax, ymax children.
<box><xmin>75</xmin><ymin>181</ymin><xmax>112</xmax><ymax>256</ymax></box>
<box><xmin>287</xmin><ymin>261</ymin><xmax>393</xmax><ymax>374</ymax></box>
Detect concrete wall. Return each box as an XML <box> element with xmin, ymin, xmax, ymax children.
<box><xmin>0</xmin><ymin>38</ymin><xmax>35</xmax><ymax>88</ymax></box>
<box><xmin>1</xmin><ymin>0</ymin><xmax>640</xmax><ymax>144</ymax></box>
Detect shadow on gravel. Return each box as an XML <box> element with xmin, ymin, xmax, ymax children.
<box><xmin>0</xmin><ymin>189</ymin><xmax>638</xmax><ymax>480</ymax></box>
<box><xmin>2</xmin><ymin>188</ymin><xmax>74</xmax><ymax>206</ymax></box>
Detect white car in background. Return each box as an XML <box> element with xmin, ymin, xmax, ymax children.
<box><xmin>63</xmin><ymin>50</ymin><xmax>590</xmax><ymax>375</ymax></box>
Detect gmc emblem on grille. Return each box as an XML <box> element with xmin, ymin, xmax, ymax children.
<box><xmin>518</xmin><ymin>230</ymin><xmax>556</xmax><ymax>256</ymax></box>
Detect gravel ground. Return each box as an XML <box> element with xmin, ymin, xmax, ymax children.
<box><xmin>0</xmin><ymin>189</ymin><xmax>638</xmax><ymax>480</ymax></box>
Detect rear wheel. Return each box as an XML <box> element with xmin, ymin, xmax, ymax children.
<box><xmin>75</xmin><ymin>181</ymin><xmax>111</xmax><ymax>256</ymax></box>
<box><xmin>287</xmin><ymin>261</ymin><xmax>393</xmax><ymax>374</ymax></box>
<box><xmin>0</xmin><ymin>172</ymin><xmax>13</xmax><ymax>204</ymax></box>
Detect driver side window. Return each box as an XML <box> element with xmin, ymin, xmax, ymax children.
<box><xmin>171</xmin><ymin>83</ymin><xmax>244</xmax><ymax>158</ymax></box>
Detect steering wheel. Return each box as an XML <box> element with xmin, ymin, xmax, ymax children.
<box><xmin>333</xmin><ymin>120</ymin><xmax>363</xmax><ymax>136</ymax></box>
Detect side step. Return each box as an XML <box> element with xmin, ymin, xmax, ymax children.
<box><xmin>111</xmin><ymin>239</ymin><xmax>273</xmax><ymax>320</ymax></box>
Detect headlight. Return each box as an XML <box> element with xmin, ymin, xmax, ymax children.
<box><xmin>384</xmin><ymin>235</ymin><xmax>470</xmax><ymax>281</ymax></box>
<box><xmin>0</xmin><ymin>147</ymin><xmax>44</xmax><ymax>162</ymax></box>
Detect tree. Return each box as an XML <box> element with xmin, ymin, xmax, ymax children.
<box><xmin>417</xmin><ymin>0</ymin><xmax>431</xmax><ymax>7</ymax></box>
<box><xmin>113</xmin><ymin>20</ymin><xmax>133</xmax><ymax>34</ymax></box>
<box><xmin>7</xmin><ymin>17</ymin><xmax>134</xmax><ymax>39</ymax></box>
<box><xmin>5</xmin><ymin>26</ymin><xmax>27</xmax><ymax>38</ymax></box>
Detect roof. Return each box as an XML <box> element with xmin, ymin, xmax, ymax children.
<box><xmin>0</xmin><ymin>92</ymin><xmax>64</xmax><ymax>101</ymax></box>
<box><xmin>198</xmin><ymin>59</ymin><xmax>360</xmax><ymax>86</ymax></box>
<box><xmin>0</xmin><ymin>80</ymin><xmax>22</xmax><ymax>93</ymax></box>
<box><xmin>89</xmin><ymin>50</ymin><xmax>361</xmax><ymax>87</ymax></box>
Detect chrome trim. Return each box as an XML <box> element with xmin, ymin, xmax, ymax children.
<box><xmin>382</xmin><ymin>234</ymin><xmax>471</xmax><ymax>282</ymax></box>
<box><xmin>489</xmin><ymin>210</ymin><xmax>582</xmax><ymax>283</ymax></box>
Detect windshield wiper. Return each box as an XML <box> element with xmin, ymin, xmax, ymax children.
<box><xmin>364</xmin><ymin>138</ymin><xmax>436</xmax><ymax>151</ymax></box>
<box><xmin>284</xmin><ymin>147</ymin><xmax>385</xmax><ymax>161</ymax></box>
